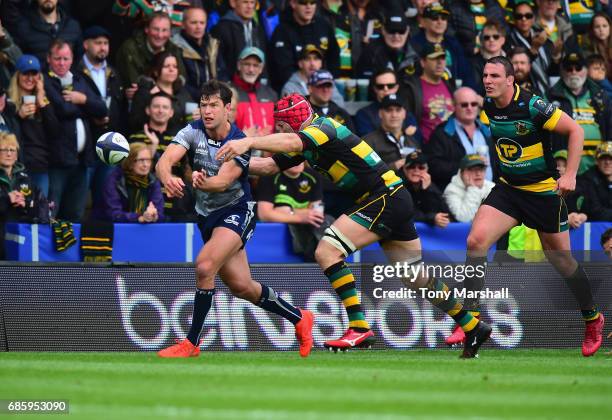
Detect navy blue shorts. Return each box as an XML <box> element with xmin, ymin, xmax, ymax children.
<box><xmin>197</xmin><ymin>201</ymin><xmax>256</xmax><ymax>248</ymax></box>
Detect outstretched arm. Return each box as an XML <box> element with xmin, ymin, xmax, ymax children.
<box><xmin>249</xmin><ymin>157</ymin><xmax>281</xmax><ymax>176</ymax></box>
<box><xmin>217</xmin><ymin>133</ymin><xmax>304</xmax><ymax>162</ymax></box>
<box><xmin>192</xmin><ymin>160</ymin><xmax>243</xmax><ymax>193</ymax></box>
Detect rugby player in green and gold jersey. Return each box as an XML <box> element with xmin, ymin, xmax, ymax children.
<box><xmin>218</xmin><ymin>93</ymin><xmax>492</xmax><ymax>358</ymax></box>
<box><xmin>451</xmin><ymin>56</ymin><xmax>604</xmax><ymax>357</ymax></box>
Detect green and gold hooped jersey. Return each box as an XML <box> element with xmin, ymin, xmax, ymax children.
<box><xmin>481</xmin><ymin>85</ymin><xmax>563</xmax><ymax>195</ymax></box>
<box><xmin>272</xmin><ymin>115</ymin><xmax>403</xmax><ymax>201</ymax></box>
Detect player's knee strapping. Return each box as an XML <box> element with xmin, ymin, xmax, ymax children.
<box><xmin>322</xmin><ymin>226</ymin><xmax>357</xmax><ymax>257</ymax></box>
<box><xmin>324</xmin><ymin>261</ymin><xmax>370</xmax><ymax>331</ymax></box>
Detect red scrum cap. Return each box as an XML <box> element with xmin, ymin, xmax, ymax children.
<box><xmin>273</xmin><ymin>94</ymin><xmax>313</xmax><ymax>132</ymax></box>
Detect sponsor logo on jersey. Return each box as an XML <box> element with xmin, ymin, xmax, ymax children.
<box><xmin>355</xmin><ymin>212</ymin><xmax>373</xmax><ymax>222</ymax></box>
<box><xmin>514</xmin><ymin>121</ymin><xmax>529</xmax><ymax>135</ymax></box>
<box><xmin>224</xmin><ymin>215</ymin><xmax>240</xmax><ymax>226</ymax></box>
<box><xmin>493</xmin><ymin>115</ymin><xmax>508</xmax><ymax>119</ymax></box>
<box><xmin>497</xmin><ymin>137</ymin><xmax>523</xmax><ymax>161</ymax></box>
<box><xmin>208</xmin><ymin>138</ymin><xmax>222</xmax><ymax>147</ymax></box>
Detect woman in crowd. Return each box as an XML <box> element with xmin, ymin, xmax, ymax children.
<box><xmin>129</xmin><ymin>51</ymin><xmax>194</xmax><ymax>134</ymax></box>
<box><xmin>7</xmin><ymin>54</ymin><xmax>60</xmax><ymax>198</ymax></box>
<box><xmin>582</xmin><ymin>12</ymin><xmax>612</xmax><ymax>79</ymax></box>
<box><xmin>97</xmin><ymin>142</ymin><xmax>164</xmax><ymax>223</ymax></box>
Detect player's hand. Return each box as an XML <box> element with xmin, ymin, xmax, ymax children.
<box><xmin>434</xmin><ymin>212</ymin><xmax>450</xmax><ymax>228</ymax></box>
<box><xmin>192</xmin><ymin>170</ymin><xmax>207</xmax><ymax>190</ymax></box>
<box><xmin>299</xmin><ymin>208</ymin><xmax>325</xmax><ymax>227</ymax></box>
<box><xmin>555</xmin><ymin>173</ymin><xmax>576</xmax><ymax>197</ymax></box>
<box><xmin>419</xmin><ymin>172</ymin><xmax>432</xmax><ymax>190</ymax></box>
<box><xmin>164</xmin><ymin>176</ymin><xmax>185</xmax><ymax>198</ymax></box>
<box><xmin>217</xmin><ymin>139</ymin><xmax>252</xmax><ymax>162</ymax></box>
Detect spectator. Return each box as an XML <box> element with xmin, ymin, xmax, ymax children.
<box><xmin>582</xmin><ymin>12</ymin><xmax>612</xmax><ymax>78</ymax></box>
<box><xmin>554</xmin><ymin>149</ymin><xmax>589</xmax><ymax>229</ymax></box>
<box><xmin>96</xmin><ymin>142</ymin><xmax>164</xmax><ymax>223</ymax></box>
<box><xmin>115</xmin><ymin>12</ymin><xmax>186</xmax><ymax>90</ymax></box>
<box><xmin>424</xmin><ymin>86</ymin><xmax>493</xmax><ymax>191</ymax></box>
<box><xmin>129</xmin><ymin>92</ymin><xmax>195</xmax><ymax>222</ymax></box>
<box><xmin>230</xmin><ymin>46</ymin><xmax>277</xmax><ymax>136</ymax></box>
<box><xmin>509</xmin><ymin>46</ymin><xmax>547</xmax><ymax>97</ymax></box>
<box><xmin>355</xmin><ymin>68</ymin><xmax>417</xmax><ymax>137</ymax></box>
<box><xmin>400</xmin><ymin>42</ymin><xmax>454</xmax><ymax>143</ymax></box>
<box><xmin>44</xmin><ymin>39</ymin><xmax>107</xmax><ymax>222</ymax></box>
<box><xmin>443</xmin><ymin>153</ymin><xmax>494</xmax><ymax>223</ymax></box>
<box><xmin>0</xmin><ymin>132</ymin><xmax>49</xmax><ymax>228</ymax></box>
<box><xmin>269</xmin><ymin>0</ymin><xmax>340</xmax><ymax>91</ymax></box>
<box><xmin>211</xmin><ymin>0</ymin><xmax>268</xmax><ymax>82</ymax></box>
<box><xmin>364</xmin><ymin>93</ymin><xmax>419</xmax><ymax>170</ymax></box>
<box><xmin>561</xmin><ymin>0</ymin><xmax>602</xmax><ymax>36</ymax></box>
<box><xmin>130</xmin><ymin>51</ymin><xmax>193</xmax><ymax>134</ymax></box>
<box><xmin>576</xmin><ymin>141</ymin><xmax>612</xmax><ymax>221</ymax></box>
<box><xmin>410</xmin><ymin>2</ymin><xmax>476</xmax><ymax>89</ymax></box>
<box><xmin>280</xmin><ymin>44</ymin><xmax>344</xmax><ymax>107</ymax></box>
<box><xmin>400</xmin><ymin>149</ymin><xmax>450</xmax><ymax>228</ymax></box>
<box><xmin>0</xmin><ymin>85</ymin><xmax>20</xmax><ymax>136</ymax></box>
<box><xmin>547</xmin><ymin>51</ymin><xmax>612</xmax><ymax>174</ymax></box>
<box><xmin>356</xmin><ymin>13</ymin><xmax>418</xmax><ymax>80</ymax></box>
<box><xmin>448</xmin><ymin>0</ymin><xmax>507</xmax><ymax>58</ymax></box>
<box><xmin>587</xmin><ymin>54</ymin><xmax>612</xmax><ymax>98</ymax></box>
<box><xmin>172</xmin><ymin>7</ymin><xmax>227</xmax><ymax>101</ymax></box>
<box><xmin>601</xmin><ymin>227</ymin><xmax>612</xmax><ymax>257</ymax></box>
<box><xmin>534</xmin><ymin>0</ymin><xmax>575</xmax><ymax>47</ymax></box>
<box><xmin>306</xmin><ymin>69</ymin><xmax>354</xmax><ymax>132</ymax></box>
<box><xmin>0</xmin><ymin>19</ymin><xmax>23</xmax><ymax>90</ymax></box>
<box><xmin>112</xmin><ymin>0</ymin><xmax>194</xmax><ymax>28</ymax></box>
<box><xmin>257</xmin><ymin>161</ymin><xmax>327</xmax><ymax>261</ymax></box>
<box><xmin>7</xmin><ymin>54</ymin><xmax>60</xmax><ymax>198</ymax></box>
<box><xmin>13</xmin><ymin>0</ymin><xmax>82</xmax><ymax>63</ymax></box>
<box><xmin>470</xmin><ymin>20</ymin><xmax>507</xmax><ymax>96</ymax></box>
<box><xmin>506</xmin><ymin>0</ymin><xmax>560</xmax><ymax>92</ymax></box>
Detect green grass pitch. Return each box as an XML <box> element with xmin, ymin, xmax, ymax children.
<box><xmin>1</xmin><ymin>349</ymin><xmax>611</xmax><ymax>419</ymax></box>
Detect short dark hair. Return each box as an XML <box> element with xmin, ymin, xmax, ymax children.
<box><xmin>481</xmin><ymin>19</ymin><xmax>506</xmax><ymax>38</ymax></box>
<box><xmin>486</xmin><ymin>55</ymin><xmax>515</xmax><ymax>78</ymax></box>
<box><xmin>200</xmin><ymin>80</ymin><xmax>233</xmax><ymax>105</ymax></box>
<box><xmin>508</xmin><ymin>46</ymin><xmax>531</xmax><ymax>62</ymax></box>
<box><xmin>601</xmin><ymin>228</ymin><xmax>612</xmax><ymax>247</ymax></box>
<box><xmin>48</xmin><ymin>38</ymin><xmax>72</xmax><ymax>56</ymax></box>
<box><xmin>587</xmin><ymin>53</ymin><xmax>607</xmax><ymax>68</ymax></box>
<box><xmin>147</xmin><ymin>11</ymin><xmax>171</xmax><ymax>27</ymax></box>
<box><xmin>148</xmin><ymin>91</ymin><xmax>173</xmax><ymax>107</ymax></box>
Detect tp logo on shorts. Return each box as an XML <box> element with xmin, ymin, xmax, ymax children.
<box><xmin>497</xmin><ymin>137</ymin><xmax>522</xmax><ymax>162</ymax></box>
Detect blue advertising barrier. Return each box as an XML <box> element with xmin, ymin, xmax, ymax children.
<box><xmin>4</xmin><ymin>222</ymin><xmax>611</xmax><ymax>263</ymax></box>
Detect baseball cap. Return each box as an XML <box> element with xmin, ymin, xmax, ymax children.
<box><xmin>421</xmin><ymin>42</ymin><xmax>446</xmax><ymax>59</ymax></box>
<box><xmin>460</xmin><ymin>154</ymin><xmax>487</xmax><ymax>169</ymax></box>
<box><xmin>384</xmin><ymin>14</ymin><xmax>408</xmax><ymax>33</ymax></box>
<box><xmin>238</xmin><ymin>46</ymin><xmax>265</xmax><ymax>63</ymax></box>
<box><xmin>16</xmin><ymin>55</ymin><xmax>41</xmax><ymax>73</ymax></box>
<box><xmin>83</xmin><ymin>25</ymin><xmax>111</xmax><ymax>40</ymax></box>
<box><xmin>300</xmin><ymin>44</ymin><xmax>323</xmax><ymax>60</ymax></box>
<box><xmin>553</xmin><ymin>149</ymin><xmax>568</xmax><ymax>160</ymax></box>
<box><xmin>562</xmin><ymin>51</ymin><xmax>585</xmax><ymax>70</ymax></box>
<box><xmin>596</xmin><ymin>141</ymin><xmax>612</xmax><ymax>159</ymax></box>
<box><xmin>380</xmin><ymin>93</ymin><xmax>403</xmax><ymax>109</ymax></box>
<box><xmin>423</xmin><ymin>2</ymin><xmax>450</xmax><ymax>19</ymax></box>
<box><xmin>308</xmin><ymin>69</ymin><xmax>334</xmax><ymax>86</ymax></box>
<box><xmin>404</xmin><ymin>150</ymin><xmax>428</xmax><ymax>167</ymax></box>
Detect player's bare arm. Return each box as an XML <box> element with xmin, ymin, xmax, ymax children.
<box><xmin>156</xmin><ymin>143</ymin><xmax>187</xmax><ymax>198</ymax></box>
<box><xmin>551</xmin><ymin>112</ymin><xmax>584</xmax><ymax>195</ymax></box>
<box><xmin>192</xmin><ymin>160</ymin><xmax>242</xmax><ymax>193</ymax></box>
<box><xmin>249</xmin><ymin>157</ymin><xmax>280</xmax><ymax>176</ymax></box>
<box><xmin>217</xmin><ymin>133</ymin><xmax>304</xmax><ymax>162</ymax></box>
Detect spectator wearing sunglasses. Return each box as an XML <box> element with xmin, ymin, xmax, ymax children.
<box><xmin>547</xmin><ymin>51</ymin><xmax>612</xmax><ymax>175</ymax></box>
<box><xmin>423</xmin><ymin>87</ymin><xmax>494</xmax><ymax>191</ymax></box>
<box><xmin>509</xmin><ymin>47</ymin><xmax>547</xmax><ymax>98</ymax></box>
<box><xmin>355</xmin><ymin>13</ymin><xmax>418</xmax><ymax>80</ymax></box>
<box><xmin>400</xmin><ymin>150</ymin><xmax>451</xmax><ymax>228</ymax></box>
<box><xmin>448</xmin><ymin>0</ymin><xmax>507</xmax><ymax>58</ymax></box>
<box><xmin>269</xmin><ymin>0</ymin><xmax>340</xmax><ymax>92</ymax></box>
<box><xmin>506</xmin><ymin>0</ymin><xmax>559</xmax><ymax>92</ymax></box>
<box><xmin>409</xmin><ymin>2</ymin><xmax>476</xmax><ymax>90</ymax></box>
<box><xmin>470</xmin><ymin>20</ymin><xmax>507</xmax><ymax>96</ymax></box>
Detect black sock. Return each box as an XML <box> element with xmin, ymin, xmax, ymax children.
<box><xmin>463</xmin><ymin>255</ymin><xmax>487</xmax><ymax>313</ymax></box>
<box><xmin>257</xmin><ymin>284</ymin><xmax>302</xmax><ymax>325</ymax></box>
<box><xmin>186</xmin><ymin>288</ymin><xmax>215</xmax><ymax>346</ymax></box>
<box><xmin>565</xmin><ymin>265</ymin><xmax>599</xmax><ymax>321</ymax></box>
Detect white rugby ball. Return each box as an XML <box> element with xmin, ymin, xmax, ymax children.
<box><xmin>96</xmin><ymin>132</ymin><xmax>130</xmax><ymax>166</ymax></box>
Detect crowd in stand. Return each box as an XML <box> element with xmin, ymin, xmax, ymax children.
<box><xmin>0</xmin><ymin>0</ymin><xmax>611</xmax><ymax>260</ymax></box>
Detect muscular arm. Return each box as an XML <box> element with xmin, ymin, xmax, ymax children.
<box><xmin>553</xmin><ymin>112</ymin><xmax>583</xmax><ymax>177</ymax></box>
<box><xmin>194</xmin><ymin>160</ymin><xmax>243</xmax><ymax>193</ymax></box>
<box><xmin>249</xmin><ymin>157</ymin><xmax>281</xmax><ymax>176</ymax></box>
<box><xmin>257</xmin><ymin>201</ymin><xmax>303</xmax><ymax>224</ymax></box>
<box><xmin>217</xmin><ymin>133</ymin><xmax>304</xmax><ymax>161</ymax></box>
<box><xmin>156</xmin><ymin>143</ymin><xmax>187</xmax><ymax>185</ymax></box>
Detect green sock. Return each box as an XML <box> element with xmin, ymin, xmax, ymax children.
<box><xmin>324</xmin><ymin>261</ymin><xmax>370</xmax><ymax>331</ymax></box>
